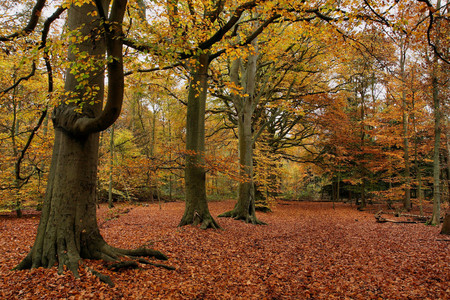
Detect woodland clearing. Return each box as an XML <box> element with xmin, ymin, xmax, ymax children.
<box><xmin>0</xmin><ymin>200</ymin><xmax>449</xmax><ymax>299</ymax></box>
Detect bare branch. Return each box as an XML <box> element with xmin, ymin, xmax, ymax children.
<box><xmin>0</xmin><ymin>0</ymin><xmax>47</xmax><ymax>41</ymax></box>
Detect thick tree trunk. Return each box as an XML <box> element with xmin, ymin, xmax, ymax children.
<box><xmin>179</xmin><ymin>53</ymin><xmax>220</xmax><ymax>229</ymax></box>
<box><xmin>16</xmin><ymin>0</ymin><xmax>166</xmax><ymax>276</ymax></box>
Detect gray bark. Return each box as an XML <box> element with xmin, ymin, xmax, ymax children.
<box><xmin>218</xmin><ymin>37</ymin><xmax>264</xmax><ymax>224</ymax></box>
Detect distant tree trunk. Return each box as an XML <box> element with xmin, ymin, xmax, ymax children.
<box><xmin>179</xmin><ymin>53</ymin><xmax>220</xmax><ymax>229</ymax></box>
<box><xmin>441</xmin><ymin>212</ymin><xmax>450</xmax><ymax>235</ymax></box>
<box><xmin>108</xmin><ymin>124</ymin><xmax>115</xmax><ymax>208</ymax></box>
<box><xmin>359</xmin><ymin>83</ymin><xmax>367</xmax><ymax>209</ymax></box>
<box><xmin>16</xmin><ymin>0</ymin><xmax>166</xmax><ymax>275</ymax></box>
<box><xmin>412</xmin><ymin>88</ymin><xmax>424</xmax><ymax>216</ymax></box>
<box><xmin>400</xmin><ymin>42</ymin><xmax>411</xmax><ymax>211</ymax></box>
<box><xmin>430</xmin><ymin>0</ymin><xmax>442</xmax><ymax>225</ymax></box>
<box><xmin>447</xmin><ymin>130</ymin><xmax>450</xmax><ymax>203</ymax></box>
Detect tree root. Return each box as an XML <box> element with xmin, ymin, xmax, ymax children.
<box><xmin>87</xmin><ymin>267</ymin><xmax>114</xmax><ymax>287</ymax></box>
<box><xmin>106</xmin><ymin>261</ymin><xmax>139</xmax><ymax>271</ymax></box>
<box><xmin>218</xmin><ymin>210</ymin><xmax>266</xmax><ymax>225</ymax></box>
<box><xmin>15</xmin><ymin>242</ymin><xmax>170</xmax><ymax>288</ymax></box>
<box><xmin>178</xmin><ymin>211</ymin><xmax>222</xmax><ymax>229</ymax></box>
<box><xmin>137</xmin><ymin>258</ymin><xmax>176</xmax><ymax>270</ymax></box>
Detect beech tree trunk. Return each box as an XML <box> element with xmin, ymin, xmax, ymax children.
<box><xmin>218</xmin><ymin>38</ymin><xmax>264</xmax><ymax>224</ymax></box>
<box><xmin>179</xmin><ymin>53</ymin><xmax>220</xmax><ymax>229</ymax></box>
<box><xmin>16</xmin><ymin>0</ymin><xmax>166</xmax><ymax>276</ymax></box>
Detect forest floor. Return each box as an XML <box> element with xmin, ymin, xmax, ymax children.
<box><xmin>0</xmin><ymin>200</ymin><xmax>449</xmax><ymax>299</ymax></box>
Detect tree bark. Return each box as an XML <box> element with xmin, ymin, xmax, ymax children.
<box><xmin>400</xmin><ymin>41</ymin><xmax>411</xmax><ymax>211</ymax></box>
<box><xmin>218</xmin><ymin>37</ymin><xmax>264</xmax><ymax>224</ymax></box>
<box><xmin>179</xmin><ymin>53</ymin><xmax>220</xmax><ymax>229</ymax></box>
<box><xmin>108</xmin><ymin>124</ymin><xmax>115</xmax><ymax>208</ymax></box>
<box><xmin>16</xmin><ymin>0</ymin><xmax>166</xmax><ymax>276</ymax></box>
<box><xmin>441</xmin><ymin>212</ymin><xmax>450</xmax><ymax>235</ymax></box>
<box><xmin>430</xmin><ymin>0</ymin><xmax>442</xmax><ymax>225</ymax></box>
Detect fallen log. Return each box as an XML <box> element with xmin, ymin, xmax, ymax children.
<box><xmin>375</xmin><ymin>211</ymin><xmax>418</xmax><ymax>224</ymax></box>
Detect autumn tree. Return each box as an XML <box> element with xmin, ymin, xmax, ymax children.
<box><xmin>123</xmin><ymin>0</ymin><xmax>281</xmax><ymax>228</ymax></box>
<box><xmin>7</xmin><ymin>0</ymin><xmax>166</xmax><ymax>276</ymax></box>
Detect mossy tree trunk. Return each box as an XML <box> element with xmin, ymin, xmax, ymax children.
<box><xmin>16</xmin><ymin>0</ymin><xmax>166</xmax><ymax>276</ymax></box>
<box><xmin>179</xmin><ymin>53</ymin><xmax>220</xmax><ymax>229</ymax></box>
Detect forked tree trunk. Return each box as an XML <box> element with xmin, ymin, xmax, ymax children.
<box><xmin>218</xmin><ymin>38</ymin><xmax>264</xmax><ymax>224</ymax></box>
<box><xmin>16</xmin><ymin>0</ymin><xmax>166</xmax><ymax>276</ymax></box>
<box><xmin>179</xmin><ymin>53</ymin><xmax>220</xmax><ymax>229</ymax></box>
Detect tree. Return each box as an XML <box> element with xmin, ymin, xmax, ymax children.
<box><xmin>217</xmin><ymin>32</ymin><xmax>264</xmax><ymax>224</ymax></box>
<box><xmin>429</xmin><ymin>0</ymin><xmax>444</xmax><ymax>225</ymax></box>
<box><xmin>14</xmin><ymin>0</ymin><xmax>166</xmax><ymax>276</ymax></box>
<box><xmin>179</xmin><ymin>52</ymin><xmax>222</xmax><ymax>228</ymax></box>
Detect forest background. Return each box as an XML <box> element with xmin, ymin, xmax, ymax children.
<box><xmin>0</xmin><ymin>0</ymin><xmax>449</xmax><ymax>238</ymax></box>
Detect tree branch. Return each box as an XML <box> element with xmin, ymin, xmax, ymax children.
<box><xmin>0</xmin><ymin>0</ymin><xmax>47</xmax><ymax>41</ymax></box>
<box><xmin>73</xmin><ymin>0</ymin><xmax>128</xmax><ymax>134</ymax></box>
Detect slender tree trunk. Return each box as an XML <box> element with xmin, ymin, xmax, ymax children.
<box><xmin>359</xmin><ymin>88</ymin><xmax>366</xmax><ymax>209</ymax></box>
<box><xmin>179</xmin><ymin>53</ymin><xmax>220</xmax><ymax>229</ymax></box>
<box><xmin>400</xmin><ymin>43</ymin><xmax>411</xmax><ymax>211</ymax></box>
<box><xmin>108</xmin><ymin>124</ymin><xmax>115</xmax><ymax>208</ymax></box>
<box><xmin>430</xmin><ymin>0</ymin><xmax>442</xmax><ymax>225</ymax></box>
<box><xmin>445</xmin><ymin>118</ymin><xmax>450</xmax><ymax>204</ymax></box>
<box><xmin>412</xmin><ymin>87</ymin><xmax>424</xmax><ymax>216</ymax></box>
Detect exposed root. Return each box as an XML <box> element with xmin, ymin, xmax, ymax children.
<box><xmin>87</xmin><ymin>267</ymin><xmax>114</xmax><ymax>287</ymax></box>
<box><xmin>255</xmin><ymin>205</ymin><xmax>272</xmax><ymax>213</ymax></box>
<box><xmin>218</xmin><ymin>210</ymin><xmax>266</xmax><ymax>225</ymax></box>
<box><xmin>113</xmin><ymin>246</ymin><xmax>168</xmax><ymax>260</ymax></box>
<box><xmin>199</xmin><ymin>217</ymin><xmax>222</xmax><ymax>230</ymax></box>
<box><xmin>137</xmin><ymin>258</ymin><xmax>176</xmax><ymax>270</ymax></box>
<box><xmin>179</xmin><ymin>211</ymin><xmax>222</xmax><ymax>229</ymax></box>
<box><xmin>106</xmin><ymin>261</ymin><xmax>139</xmax><ymax>271</ymax></box>
<box><xmin>15</xmin><ymin>242</ymin><xmax>169</xmax><ymax>287</ymax></box>
<box><xmin>218</xmin><ymin>210</ymin><xmax>234</xmax><ymax>218</ymax></box>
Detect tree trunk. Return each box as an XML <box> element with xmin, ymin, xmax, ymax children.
<box><xmin>430</xmin><ymin>0</ymin><xmax>442</xmax><ymax>225</ymax></box>
<box><xmin>16</xmin><ymin>0</ymin><xmax>166</xmax><ymax>276</ymax></box>
<box><xmin>219</xmin><ymin>97</ymin><xmax>263</xmax><ymax>224</ymax></box>
<box><xmin>400</xmin><ymin>42</ymin><xmax>411</xmax><ymax>211</ymax></box>
<box><xmin>108</xmin><ymin>124</ymin><xmax>115</xmax><ymax>208</ymax></box>
<box><xmin>179</xmin><ymin>53</ymin><xmax>220</xmax><ymax>229</ymax></box>
<box><xmin>441</xmin><ymin>212</ymin><xmax>450</xmax><ymax>235</ymax></box>
<box><xmin>218</xmin><ymin>37</ymin><xmax>264</xmax><ymax>224</ymax></box>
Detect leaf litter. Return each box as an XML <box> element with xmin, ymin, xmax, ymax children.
<box><xmin>0</xmin><ymin>201</ymin><xmax>449</xmax><ymax>299</ymax></box>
